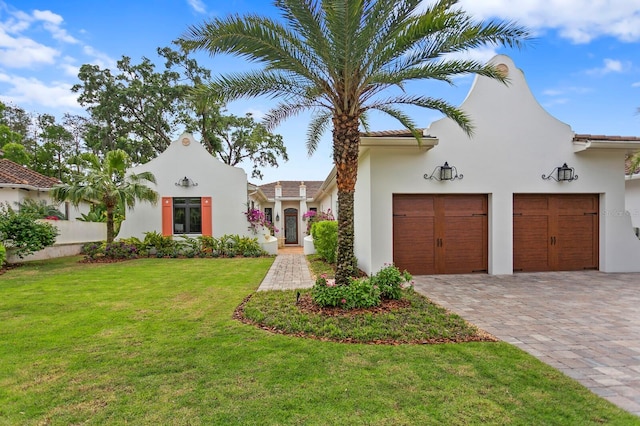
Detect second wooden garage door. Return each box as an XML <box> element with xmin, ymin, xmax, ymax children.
<box><xmin>513</xmin><ymin>194</ymin><xmax>599</xmax><ymax>272</ymax></box>
<box><xmin>393</xmin><ymin>194</ymin><xmax>488</xmax><ymax>275</ymax></box>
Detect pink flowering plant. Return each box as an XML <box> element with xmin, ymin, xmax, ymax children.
<box><xmin>244</xmin><ymin>208</ymin><xmax>278</xmax><ymax>235</ymax></box>
<box><xmin>304</xmin><ymin>209</ymin><xmax>334</xmax><ymax>235</ymax></box>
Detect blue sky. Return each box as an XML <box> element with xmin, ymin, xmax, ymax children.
<box><xmin>1</xmin><ymin>0</ymin><xmax>639</xmax><ymax>183</ymax></box>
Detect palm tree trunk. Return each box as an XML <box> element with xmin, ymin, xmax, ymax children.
<box><xmin>332</xmin><ymin>114</ymin><xmax>360</xmax><ymax>286</ymax></box>
<box><xmin>106</xmin><ymin>206</ymin><xmax>115</xmax><ymax>243</ymax></box>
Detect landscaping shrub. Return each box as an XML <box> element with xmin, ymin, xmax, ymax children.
<box><xmin>0</xmin><ymin>242</ymin><xmax>6</xmax><ymax>267</ymax></box>
<box><xmin>312</xmin><ymin>220</ymin><xmax>337</xmax><ymax>264</ymax></box>
<box><xmin>143</xmin><ymin>231</ymin><xmax>176</xmax><ymax>254</ymax></box>
<box><xmin>311</xmin><ymin>264</ymin><xmax>413</xmax><ymax>309</ymax></box>
<box><xmin>303</xmin><ymin>209</ymin><xmax>334</xmax><ymax>235</ymax></box>
<box><xmin>372</xmin><ymin>264</ymin><xmax>414</xmax><ymax>300</ymax></box>
<box><xmin>0</xmin><ymin>203</ymin><xmax>58</xmax><ymax>258</ymax></box>
<box><xmin>81</xmin><ymin>241</ymin><xmax>106</xmax><ymax>260</ymax></box>
<box><xmin>312</xmin><ymin>274</ymin><xmax>381</xmax><ymax>309</ymax></box>
<box><xmin>104</xmin><ymin>241</ymin><xmax>138</xmax><ymax>260</ymax></box>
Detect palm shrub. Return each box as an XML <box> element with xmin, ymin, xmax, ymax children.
<box><xmin>312</xmin><ymin>221</ymin><xmax>338</xmax><ymax>264</ymax></box>
<box><xmin>16</xmin><ymin>199</ymin><xmax>65</xmax><ymax>220</ymax></box>
<box><xmin>181</xmin><ymin>0</ymin><xmax>529</xmax><ymax>285</ymax></box>
<box><xmin>51</xmin><ymin>150</ymin><xmax>157</xmax><ymax>243</ymax></box>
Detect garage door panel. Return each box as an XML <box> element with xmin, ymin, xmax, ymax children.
<box><xmin>514</xmin><ymin>194</ymin><xmax>550</xmax><ymax>213</ymax></box>
<box><xmin>556</xmin><ymin>215</ymin><xmax>598</xmax><ymax>270</ymax></box>
<box><xmin>513</xmin><ymin>194</ymin><xmax>598</xmax><ymax>272</ymax></box>
<box><xmin>513</xmin><ymin>216</ymin><xmax>550</xmax><ymax>271</ymax></box>
<box><xmin>393</xmin><ymin>194</ymin><xmax>487</xmax><ymax>275</ymax></box>
<box><xmin>393</xmin><ymin>217</ymin><xmax>435</xmax><ymax>275</ymax></box>
<box><xmin>443</xmin><ymin>216</ymin><xmax>487</xmax><ymax>273</ymax></box>
<box><xmin>393</xmin><ymin>194</ymin><xmax>435</xmax><ymax>217</ymax></box>
<box><xmin>441</xmin><ymin>194</ymin><xmax>486</xmax><ymax>216</ymax></box>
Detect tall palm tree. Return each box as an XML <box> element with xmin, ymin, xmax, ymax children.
<box><xmin>51</xmin><ymin>150</ymin><xmax>157</xmax><ymax>243</ymax></box>
<box><xmin>181</xmin><ymin>0</ymin><xmax>529</xmax><ymax>285</ymax></box>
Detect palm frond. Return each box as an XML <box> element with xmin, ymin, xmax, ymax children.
<box><xmin>306</xmin><ymin>110</ymin><xmax>333</xmax><ymax>156</ymax></box>
<box><xmin>366</xmin><ymin>105</ymin><xmax>422</xmax><ymax>142</ymax></box>
<box><xmin>368</xmin><ymin>94</ymin><xmax>473</xmax><ymax>136</ymax></box>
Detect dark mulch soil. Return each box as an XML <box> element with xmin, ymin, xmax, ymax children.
<box><xmin>233</xmin><ymin>293</ymin><xmax>498</xmax><ymax>345</ymax></box>
<box><xmin>0</xmin><ymin>263</ymin><xmax>22</xmax><ymax>276</ymax></box>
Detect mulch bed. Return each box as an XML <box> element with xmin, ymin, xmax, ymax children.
<box><xmin>0</xmin><ymin>263</ymin><xmax>22</xmax><ymax>276</ymax></box>
<box><xmin>233</xmin><ymin>292</ymin><xmax>498</xmax><ymax>345</ymax></box>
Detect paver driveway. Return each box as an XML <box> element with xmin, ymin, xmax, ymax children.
<box><xmin>412</xmin><ymin>271</ymin><xmax>640</xmax><ymax>417</ymax></box>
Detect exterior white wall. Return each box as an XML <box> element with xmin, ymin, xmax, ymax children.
<box><xmin>625</xmin><ymin>176</ymin><xmax>640</xmax><ymax>230</ymax></box>
<box><xmin>118</xmin><ymin>133</ymin><xmax>250</xmax><ymax>240</ymax></box>
<box><xmin>354</xmin><ymin>150</ymin><xmax>373</xmax><ymax>274</ymax></box>
<box><xmin>356</xmin><ymin>54</ymin><xmax>640</xmax><ymax>275</ymax></box>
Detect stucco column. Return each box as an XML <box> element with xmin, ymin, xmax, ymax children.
<box><xmin>490</xmin><ymin>191</ymin><xmax>513</xmax><ymax>275</ymax></box>
<box><xmin>299</xmin><ymin>182</ymin><xmax>308</xmax><ymax>239</ymax></box>
<box><xmin>274</xmin><ymin>182</ymin><xmax>283</xmax><ymax>246</ymax></box>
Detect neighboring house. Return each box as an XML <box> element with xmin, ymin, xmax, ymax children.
<box><xmin>625</xmin><ymin>157</ymin><xmax>640</xmax><ymax>235</ymax></box>
<box><xmin>308</xmin><ymin>54</ymin><xmax>640</xmax><ymax>276</ymax></box>
<box><xmin>0</xmin><ymin>159</ymin><xmax>104</xmax><ymax>262</ymax></box>
<box><xmin>118</xmin><ymin>133</ymin><xmax>250</xmax><ymax>240</ymax></box>
<box><xmin>250</xmin><ymin>180</ymin><xmax>326</xmax><ymax>246</ymax></box>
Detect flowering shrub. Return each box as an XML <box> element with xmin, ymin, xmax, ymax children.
<box><xmin>244</xmin><ymin>208</ymin><xmax>278</xmax><ymax>235</ymax></box>
<box><xmin>304</xmin><ymin>209</ymin><xmax>334</xmax><ymax>235</ymax></box>
<box><xmin>104</xmin><ymin>241</ymin><xmax>138</xmax><ymax>260</ymax></box>
<box><xmin>372</xmin><ymin>264</ymin><xmax>413</xmax><ymax>300</ymax></box>
<box><xmin>312</xmin><ymin>274</ymin><xmax>381</xmax><ymax>309</ymax></box>
<box><xmin>81</xmin><ymin>241</ymin><xmax>105</xmax><ymax>260</ymax></box>
<box><xmin>311</xmin><ymin>264</ymin><xmax>413</xmax><ymax>309</ymax></box>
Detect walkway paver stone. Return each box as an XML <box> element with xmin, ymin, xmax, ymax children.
<box><xmin>412</xmin><ymin>271</ymin><xmax>640</xmax><ymax>417</ymax></box>
<box><xmin>258</xmin><ymin>253</ymin><xmax>314</xmax><ymax>291</ymax></box>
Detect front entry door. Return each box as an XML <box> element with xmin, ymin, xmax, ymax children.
<box><xmin>284</xmin><ymin>208</ymin><xmax>298</xmax><ymax>244</ymax></box>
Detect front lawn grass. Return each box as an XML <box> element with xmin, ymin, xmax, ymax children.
<box><xmin>0</xmin><ymin>257</ymin><xmax>637</xmax><ymax>425</ymax></box>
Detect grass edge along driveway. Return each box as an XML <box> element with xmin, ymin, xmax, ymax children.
<box><xmin>0</xmin><ymin>256</ymin><xmax>636</xmax><ymax>425</ymax></box>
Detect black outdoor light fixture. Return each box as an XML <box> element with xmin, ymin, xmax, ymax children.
<box><xmin>275</xmin><ymin>213</ymin><xmax>280</xmax><ymax>222</ymax></box>
<box><xmin>175</xmin><ymin>176</ymin><xmax>198</xmax><ymax>187</ymax></box>
<box><xmin>424</xmin><ymin>161</ymin><xmax>463</xmax><ymax>181</ymax></box>
<box><xmin>542</xmin><ymin>163</ymin><xmax>578</xmax><ymax>182</ymax></box>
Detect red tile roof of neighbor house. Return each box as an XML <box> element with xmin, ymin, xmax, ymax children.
<box><xmin>0</xmin><ymin>159</ymin><xmax>61</xmax><ymax>188</ymax></box>
<box><xmin>362</xmin><ymin>129</ymin><xmax>430</xmax><ymax>137</ymax></box>
<box><xmin>259</xmin><ymin>180</ymin><xmax>324</xmax><ymax>199</ymax></box>
<box><xmin>573</xmin><ymin>134</ymin><xmax>640</xmax><ymax>142</ymax></box>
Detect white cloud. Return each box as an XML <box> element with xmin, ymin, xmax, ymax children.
<box><xmin>245</xmin><ymin>108</ymin><xmax>266</xmax><ymax>119</ymax></box>
<box><xmin>187</xmin><ymin>0</ymin><xmax>206</xmax><ymax>14</ymax></box>
<box><xmin>543</xmin><ymin>86</ymin><xmax>591</xmax><ymax>96</ymax></box>
<box><xmin>632</xmin><ymin>82</ymin><xmax>640</xmax><ymax>88</ymax></box>
<box><xmin>82</xmin><ymin>45</ymin><xmax>117</xmax><ymax>69</ymax></box>
<box><xmin>0</xmin><ymin>30</ymin><xmax>60</xmax><ymax>68</ymax></box>
<box><xmin>443</xmin><ymin>46</ymin><xmax>500</xmax><ymax>64</ymax></box>
<box><xmin>543</xmin><ymin>98</ymin><xmax>569</xmax><ymax>108</ymax></box>
<box><xmin>431</xmin><ymin>0</ymin><xmax>640</xmax><ymax>44</ymax></box>
<box><xmin>0</xmin><ymin>73</ymin><xmax>81</xmax><ymax>109</ymax></box>
<box><xmin>586</xmin><ymin>58</ymin><xmax>631</xmax><ymax>76</ymax></box>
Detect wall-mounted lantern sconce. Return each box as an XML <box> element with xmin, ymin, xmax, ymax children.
<box><xmin>424</xmin><ymin>162</ymin><xmax>463</xmax><ymax>181</ymax></box>
<box><xmin>175</xmin><ymin>176</ymin><xmax>198</xmax><ymax>187</ymax></box>
<box><xmin>542</xmin><ymin>163</ymin><xmax>578</xmax><ymax>182</ymax></box>
<box><xmin>275</xmin><ymin>213</ymin><xmax>280</xmax><ymax>222</ymax></box>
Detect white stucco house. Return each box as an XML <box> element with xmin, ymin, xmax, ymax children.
<box><xmin>118</xmin><ymin>133</ymin><xmax>251</xmax><ymax>240</ymax></box>
<box><xmin>117</xmin><ymin>55</ymin><xmax>640</xmax><ymax>276</ymax></box>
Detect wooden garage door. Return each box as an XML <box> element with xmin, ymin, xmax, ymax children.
<box><xmin>393</xmin><ymin>194</ymin><xmax>488</xmax><ymax>275</ymax></box>
<box><xmin>513</xmin><ymin>194</ymin><xmax>598</xmax><ymax>272</ymax></box>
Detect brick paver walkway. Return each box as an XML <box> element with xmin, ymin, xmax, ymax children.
<box><xmin>258</xmin><ymin>252</ymin><xmax>314</xmax><ymax>291</ymax></box>
<box><xmin>412</xmin><ymin>271</ymin><xmax>640</xmax><ymax>417</ymax></box>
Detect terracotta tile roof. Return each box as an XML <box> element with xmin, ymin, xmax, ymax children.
<box><xmin>625</xmin><ymin>155</ymin><xmax>640</xmax><ymax>175</ymax></box>
<box><xmin>573</xmin><ymin>134</ymin><xmax>640</xmax><ymax>142</ymax></box>
<box><xmin>0</xmin><ymin>159</ymin><xmax>61</xmax><ymax>188</ymax></box>
<box><xmin>259</xmin><ymin>180</ymin><xmax>324</xmax><ymax>199</ymax></box>
<box><xmin>361</xmin><ymin>129</ymin><xmax>429</xmax><ymax>138</ymax></box>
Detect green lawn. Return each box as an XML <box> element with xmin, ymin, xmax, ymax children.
<box><xmin>0</xmin><ymin>257</ymin><xmax>637</xmax><ymax>425</ymax></box>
